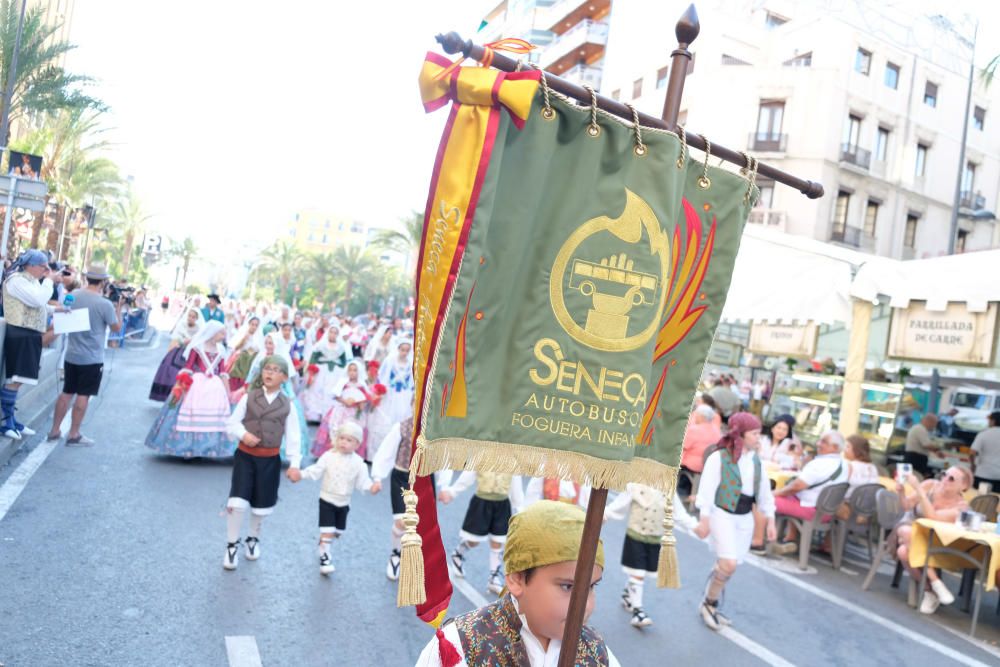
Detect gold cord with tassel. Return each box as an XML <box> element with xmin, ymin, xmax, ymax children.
<box><xmin>656</xmin><ymin>494</ymin><xmax>681</xmax><ymax>588</ymax></box>
<box><xmin>397</xmin><ymin>446</ymin><xmax>427</xmax><ymax>607</ymax></box>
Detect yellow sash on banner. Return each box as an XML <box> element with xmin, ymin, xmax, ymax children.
<box><xmin>413</xmin><ymin>55</ymin><xmax>539</xmax><ymax>445</ymax></box>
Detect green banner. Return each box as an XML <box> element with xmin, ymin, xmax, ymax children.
<box><xmin>417</xmin><ymin>90</ymin><xmax>755</xmax><ymax>492</ymax></box>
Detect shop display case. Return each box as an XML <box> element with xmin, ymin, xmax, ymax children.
<box><xmin>768</xmin><ymin>373</ymin><xmax>843</xmax><ymax>446</ymax></box>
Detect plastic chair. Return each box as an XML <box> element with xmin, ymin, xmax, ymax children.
<box><xmin>969</xmin><ymin>494</ymin><xmax>999</xmax><ymax>522</ymax></box>
<box><xmin>834</xmin><ymin>483</ymin><xmax>883</xmax><ymax>565</ymax></box>
<box><xmin>776</xmin><ymin>482</ymin><xmax>849</xmax><ymax>570</ymax></box>
<box><xmin>861</xmin><ymin>489</ymin><xmax>904</xmax><ymax>591</ymax></box>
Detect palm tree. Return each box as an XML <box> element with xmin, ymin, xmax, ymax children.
<box><xmin>305</xmin><ymin>251</ymin><xmax>337</xmax><ymax>308</ymax></box>
<box><xmin>0</xmin><ymin>1</ymin><xmax>103</xmax><ymax>143</ymax></box>
<box><xmin>373</xmin><ymin>210</ymin><xmax>423</xmax><ymax>272</ymax></box>
<box><xmin>105</xmin><ymin>186</ymin><xmax>151</xmax><ymax>279</ymax></box>
<box><xmin>171</xmin><ymin>237</ymin><xmax>199</xmax><ymax>290</ymax></box>
<box><xmin>258</xmin><ymin>239</ymin><xmax>303</xmax><ymax>304</ymax></box>
<box><xmin>330</xmin><ymin>245</ymin><xmax>376</xmax><ymax>306</ymax></box>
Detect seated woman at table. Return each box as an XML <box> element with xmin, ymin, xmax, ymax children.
<box><xmin>758</xmin><ymin>414</ymin><xmax>802</xmax><ymax>471</ymax></box>
<box><xmin>895</xmin><ymin>466</ymin><xmax>972</xmax><ymax>616</ymax></box>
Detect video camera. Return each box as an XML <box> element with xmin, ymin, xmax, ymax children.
<box><xmin>108</xmin><ymin>283</ymin><xmax>136</xmax><ymax>307</ymax></box>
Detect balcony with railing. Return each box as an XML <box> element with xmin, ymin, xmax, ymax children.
<box><xmin>747</xmin><ymin>208</ymin><xmax>787</xmax><ymax>231</ymax></box>
<box><xmin>748</xmin><ymin>132</ymin><xmax>787</xmax><ymax>152</ymax></box>
<box><xmin>542</xmin><ymin>0</ymin><xmax>611</xmax><ymax>33</ymax></box>
<box><xmin>960</xmin><ymin>190</ymin><xmax>986</xmax><ymax>211</ymax></box>
<box><xmin>561</xmin><ymin>63</ymin><xmax>603</xmax><ymax>89</ymax></box>
<box><xmin>540</xmin><ymin>19</ymin><xmax>609</xmax><ymax>72</ymax></box>
<box><xmin>830</xmin><ymin>225</ymin><xmax>863</xmax><ymax>247</ymax></box>
<box><xmin>840</xmin><ymin>143</ymin><xmax>871</xmax><ymax>170</ymax></box>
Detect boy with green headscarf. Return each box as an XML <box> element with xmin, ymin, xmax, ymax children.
<box><xmin>222</xmin><ymin>354</ymin><xmax>301</xmax><ymax>571</ymax></box>
<box><xmin>415</xmin><ymin>500</ymin><xmax>621</xmax><ymax>666</ymax></box>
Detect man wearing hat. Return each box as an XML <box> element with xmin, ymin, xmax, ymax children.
<box><xmin>45</xmin><ymin>264</ymin><xmax>123</xmax><ymax>445</ymax></box>
<box><xmin>1</xmin><ymin>249</ymin><xmax>56</xmax><ymax>439</ymax></box>
<box><xmin>201</xmin><ymin>293</ymin><xmax>225</xmax><ymax>325</ymax></box>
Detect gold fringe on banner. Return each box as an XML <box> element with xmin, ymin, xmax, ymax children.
<box><xmin>416</xmin><ymin>436</ymin><xmax>679</xmax><ymax>495</ymax></box>
<box><xmin>657</xmin><ymin>473</ymin><xmax>681</xmax><ymax>588</ymax></box>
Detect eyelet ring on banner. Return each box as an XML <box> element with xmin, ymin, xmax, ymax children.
<box><xmin>676</xmin><ymin>125</ymin><xmax>687</xmax><ymax>169</ymax></box>
<box><xmin>625</xmin><ymin>103</ymin><xmax>646</xmax><ymax>157</ymax></box>
<box><xmin>738</xmin><ymin>150</ymin><xmax>752</xmax><ymax>176</ymax></box>
<box><xmin>698</xmin><ymin>136</ymin><xmax>712</xmax><ymax>189</ymax></box>
<box><xmin>583</xmin><ymin>84</ymin><xmax>601</xmax><ymax>138</ymax></box>
<box><xmin>530</xmin><ymin>63</ymin><xmax>555</xmax><ymax>120</ymax></box>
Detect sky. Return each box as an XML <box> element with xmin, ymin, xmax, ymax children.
<box><xmin>66</xmin><ymin>0</ymin><xmax>493</xmax><ymax>262</ymax></box>
<box><xmin>64</xmin><ymin>0</ymin><xmax>1000</xmax><ymax>267</ymax></box>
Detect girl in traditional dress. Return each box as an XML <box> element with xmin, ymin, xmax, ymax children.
<box><xmin>363</xmin><ymin>325</ymin><xmax>393</xmax><ymax>364</ymax></box>
<box><xmin>298</xmin><ymin>325</ymin><xmax>349</xmax><ymax>423</ymax></box>
<box><xmin>145</xmin><ymin>321</ymin><xmax>235</xmax><ymax>458</ymax></box>
<box><xmin>694</xmin><ymin>412</ymin><xmax>776</xmax><ymax>630</ymax></box>
<box><xmin>378</xmin><ymin>338</ymin><xmax>414</xmax><ymax>423</ymax></box>
<box><xmin>363</xmin><ymin>360</ymin><xmax>392</xmax><ymax>463</ymax></box>
<box><xmin>149</xmin><ymin>307</ymin><xmax>203</xmax><ymax>401</ymax></box>
<box><xmin>226</xmin><ymin>315</ymin><xmax>264</xmax><ymax>394</ymax></box>
<box><xmin>242</xmin><ymin>333</ymin><xmax>310</xmax><ymax>465</ymax></box>
<box><xmin>312</xmin><ymin>359</ymin><xmax>368</xmax><ymax>459</ymax></box>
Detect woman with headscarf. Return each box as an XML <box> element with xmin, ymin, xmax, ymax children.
<box><xmin>145</xmin><ymin>320</ymin><xmax>235</xmax><ymax>458</ymax></box>
<box><xmin>299</xmin><ymin>325</ymin><xmax>349</xmax><ymax>423</ymax></box>
<box><xmin>242</xmin><ymin>332</ymin><xmax>310</xmax><ymax>464</ymax></box>
<box><xmin>149</xmin><ymin>306</ymin><xmax>204</xmax><ymax>401</ymax></box>
<box><xmin>693</xmin><ymin>412</ymin><xmax>776</xmax><ymax>631</ymax></box>
<box><xmin>312</xmin><ymin>357</ymin><xmax>369</xmax><ymax>459</ymax></box>
<box><xmin>225</xmin><ymin>315</ymin><xmax>265</xmax><ymax>394</ymax></box>
<box><xmin>364</xmin><ymin>325</ymin><xmax>393</xmax><ymax>364</ymax></box>
<box><xmin>378</xmin><ymin>337</ymin><xmax>414</xmax><ymax>424</ymax></box>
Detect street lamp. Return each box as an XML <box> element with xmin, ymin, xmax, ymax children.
<box><xmin>947</xmin><ymin>18</ymin><xmax>979</xmax><ymax>255</ymax></box>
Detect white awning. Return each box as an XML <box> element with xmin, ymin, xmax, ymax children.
<box><xmin>851</xmin><ymin>249</ymin><xmax>1000</xmax><ymax>312</ymax></box>
<box><xmin>722</xmin><ymin>226</ymin><xmax>861</xmax><ymax>325</ymax></box>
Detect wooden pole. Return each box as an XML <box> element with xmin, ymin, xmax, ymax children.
<box><xmin>556</xmin><ymin>7</ymin><xmax>702</xmax><ymax>666</ymax></box>
<box><xmin>556</xmin><ymin>488</ymin><xmax>607</xmax><ymax>667</ymax></box>
<box><xmin>838</xmin><ymin>298</ymin><xmax>874</xmax><ymax>435</ymax></box>
<box><xmin>435</xmin><ymin>13</ymin><xmax>824</xmax><ymax>200</ymax></box>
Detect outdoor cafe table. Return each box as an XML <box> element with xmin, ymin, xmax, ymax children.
<box><xmin>767</xmin><ymin>469</ymin><xmax>797</xmax><ymax>490</ymax></box>
<box><xmin>908</xmin><ymin>518</ymin><xmax>999</xmax><ymax>636</ymax></box>
<box><xmin>879</xmin><ymin>476</ymin><xmax>979</xmax><ymax>502</ymax></box>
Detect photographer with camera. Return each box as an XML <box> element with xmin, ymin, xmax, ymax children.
<box><xmin>45</xmin><ymin>264</ymin><xmax>122</xmax><ymax>446</ymax></box>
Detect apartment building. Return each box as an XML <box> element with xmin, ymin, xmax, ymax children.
<box><xmin>480</xmin><ymin>0</ymin><xmax>613</xmax><ymax>89</ymax></box>
<box><xmin>285</xmin><ymin>209</ymin><xmax>384</xmax><ymax>255</ymax></box>
<box><xmin>600</xmin><ymin>0</ymin><xmax>1000</xmax><ymax>258</ymax></box>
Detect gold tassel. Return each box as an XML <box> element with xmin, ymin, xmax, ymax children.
<box><xmin>396</xmin><ymin>487</ymin><xmax>427</xmax><ymax>606</ymax></box>
<box><xmin>657</xmin><ymin>495</ymin><xmax>681</xmax><ymax>589</ymax></box>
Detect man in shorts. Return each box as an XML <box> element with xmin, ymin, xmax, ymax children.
<box><xmin>46</xmin><ymin>264</ymin><xmax>122</xmax><ymax>446</ymax></box>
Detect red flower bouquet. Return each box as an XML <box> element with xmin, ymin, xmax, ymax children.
<box><xmin>168</xmin><ymin>372</ymin><xmax>195</xmax><ymax>408</ymax></box>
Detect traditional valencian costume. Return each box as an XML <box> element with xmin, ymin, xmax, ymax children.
<box><xmin>145</xmin><ymin>321</ymin><xmax>233</xmax><ymax>458</ymax></box>
<box><xmin>222</xmin><ymin>354</ymin><xmax>302</xmax><ymax>570</ymax></box>
<box><xmin>149</xmin><ymin>307</ymin><xmax>204</xmax><ymax>402</ymax></box>
<box><xmin>298</xmin><ymin>326</ymin><xmax>349</xmax><ymax>423</ymax></box>
<box><xmin>311</xmin><ymin>358</ymin><xmax>368</xmax><ymax>459</ymax></box>
<box><xmin>245</xmin><ymin>333</ymin><xmax>309</xmax><ymax>465</ymax></box>
<box><xmin>378</xmin><ymin>337</ymin><xmax>414</xmax><ymax>424</ymax></box>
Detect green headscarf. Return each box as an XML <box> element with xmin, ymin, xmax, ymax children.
<box><xmin>503</xmin><ymin>500</ymin><xmax>604</xmax><ymax>575</ymax></box>
<box><xmin>250</xmin><ymin>354</ymin><xmax>290</xmax><ymax>390</ymax></box>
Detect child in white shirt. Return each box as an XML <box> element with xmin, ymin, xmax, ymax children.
<box><xmin>290</xmin><ymin>421</ymin><xmax>381</xmax><ymax>574</ymax></box>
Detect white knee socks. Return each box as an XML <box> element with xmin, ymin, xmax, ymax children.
<box><xmin>391</xmin><ymin>523</ymin><xmax>404</xmax><ymax>552</ymax></box>
<box><xmin>227</xmin><ymin>508</ymin><xmax>245</xmax><ymax>543</ymax></box>
<box><xmin>248</xmin><ymin>513</ymin><xmax>264</xmax><ymax>538</ymax></box>
<box><xmin>319</xmin><ymin>537</ymin><xmax>333</xmax><ymax>557</ymax></box>
<box><xmin>489</xmin><ymin>546</ymin><xmax>503</xmax><ymax>574</ymax></box>
<box><xmin>627</xmin><ymin>577</ymin><xmax>645</xmax><ymax>609</ymax></box>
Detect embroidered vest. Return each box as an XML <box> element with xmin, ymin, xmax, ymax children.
<box><xmin>394</xmin><ymin>417</ymin><xmax>414</xmax><ymax>471</ymax></box>
<box><xmin>452</xmin><ymin>594</ymin><xmax>608</xmax><ymax>667</ymax></box>
<box><xmin>3</xmin><ymin>273</ymin><xmax>46</xmax><ymax>332</ymax></box>
<box><xmin>242</xmin><ymin>389</ymin><xmax>291</xmax><ymax>449</ymax></box>
<box><xmin>714</xmin><ymin>449</ymin><xmax>762</xmax><ymax>513</ymax></box>
<box><xmin>476</xmin><ymin>472</ymin><xmax>513</xmax><ymax>501</ymax></box>
<box><xmin>627</xmin><ymin>485</ymin><xmax>665</xmax><ymax>543</ymax></box>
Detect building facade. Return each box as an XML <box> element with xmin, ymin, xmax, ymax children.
<box><xmin>481</xmin><ymin>0</ymin><xmax>613</xmax><ymax>89</ymax></box>
<box><xmin>284</xmin><ymin>209</ymin><xmax>386</xmax><ymax>255</ymax></box>
<box><xmin>600</xmin><ymin>0</ymin><xmax>1000</xmax><ymax>259</ymax></box>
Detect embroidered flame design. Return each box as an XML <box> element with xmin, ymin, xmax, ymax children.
<box><xmin>443</xmin><ymin>282</ymin><xmax>476</xmax><ymax>418</ymax></box>
<box><xmin>639</xmin><ymin>198</ymin><xmax>717</xmax><ymax>444</ymax></box>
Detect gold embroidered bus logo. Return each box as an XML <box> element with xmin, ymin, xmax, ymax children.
<box><xmin>549</xmin><ymin>189</ymin><xmax>670</xmax><ymax>352</ymax></box>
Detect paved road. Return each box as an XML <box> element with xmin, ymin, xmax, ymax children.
<box><xmin>1</xmin><ymin>339</ymin><xmax>999</xmax><ymax>666</ymax></box>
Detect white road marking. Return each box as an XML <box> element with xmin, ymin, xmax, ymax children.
<box><xmin>0</xmin><ymin>414</ymin><xmax>69</xmax><ymax>523</ymax></box>
<box><xmin>934</xmin><ymin>620</ymin><xmax>1000</xmax><ymax>662</ymax></box>
<box><xmin>718</xmin><ymin>627</ymin><xmax>797</xmax><ymax>667</ymax></box>
<box><xmin>449</xmin><ymin>565</ymin><xmax>490</xmax><ymax>607</ymax></box>
<box><xmin>744</xmin><ymin>556</ymin><xmax>993</xmax><ymax>667</ymax></box>
<box><xmin>225</xmin><ymin>636</ymin><xmax>263</xmax><ymax>667</ymax></box>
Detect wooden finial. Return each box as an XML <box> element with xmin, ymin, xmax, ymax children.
<box><xmin>676</xmin><ymin>4</ymin><xmax>700</xmax><ymax>46</ymax></box>
<box><xmin>803</xmin><ymin>181</ymin><xmax>825</xmax><ymax>199</ymax></box>
<box><xmin>435</xmin><ymin>32</ymin><xmax>472</xmax><ymax>57</ymax></box>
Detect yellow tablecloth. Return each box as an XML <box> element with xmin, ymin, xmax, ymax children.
<box><xmin>878</xmin><ymin>476</ymin><xmax>978</xmax><ymax>501</ymax></box>
<box><xmin>908</xmin><ymin>518</ymin><xmax>1000</xmax><ymax>591</ymax></box>
<box><xmin>768</xmin><ymin>469</ymin><xmax>797</xmax><ymax>490</ymax></box>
